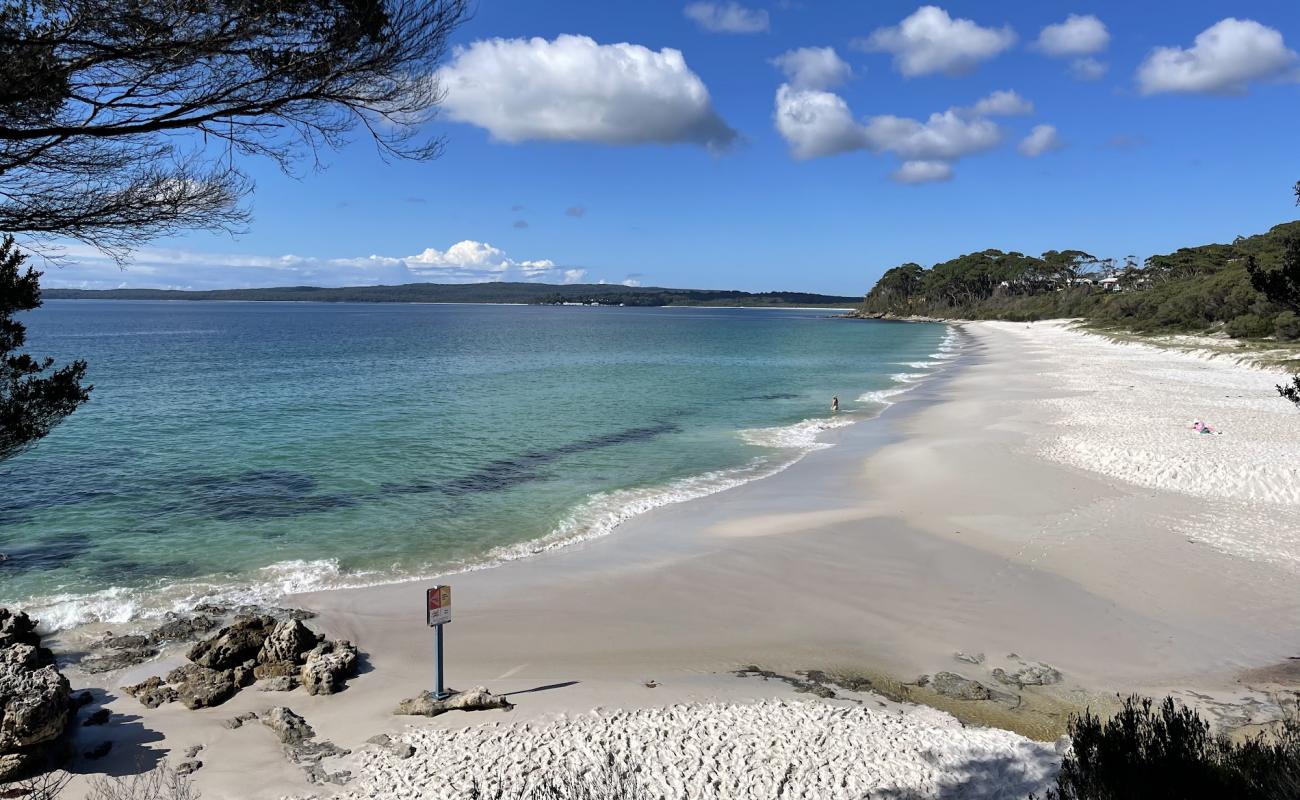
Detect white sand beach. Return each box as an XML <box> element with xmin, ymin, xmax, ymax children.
<box><xmin>51</xmin><ymin>321</ymin><xmax>1300</xmax><ymax>799</ymax></box>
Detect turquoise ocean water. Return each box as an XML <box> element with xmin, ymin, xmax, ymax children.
<box><xmin>0</xmin><ymin>301</ymin><xmax>954</xmax><ymax>630</ymax></box>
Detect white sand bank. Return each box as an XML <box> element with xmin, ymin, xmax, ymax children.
<box><xmin>316</xmin><ymin>701</ymin><xmax>1056</xmax><ymax>800</ymax></box>
<box><xmin>50</xmin><ymin>320</ymin><xmax>1300</xmax><ymax>799</ymax></box>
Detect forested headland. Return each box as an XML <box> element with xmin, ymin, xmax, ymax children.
<box><xmin>857</xmin><ymin>220</ymin><xmax>1300</xmax><ymax>341</ymax></box>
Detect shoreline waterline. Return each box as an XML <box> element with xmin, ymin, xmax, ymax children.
<box><xmin>12</xmin><ymin>317</ymin><xmax>964</xmax><ymax>636</ymax></box>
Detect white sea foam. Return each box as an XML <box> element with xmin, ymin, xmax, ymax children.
<box><xmin>899</xmin><ymin>361</ymin><xmax>937</xmax><ymax>369</ymax></box>
<box><xmin>857</xmin><ymin>386</ymin><xmax>912</xmax><ymax>405</ymax></box>
<box><xmin>23</xmin><ymin>559</ymin><xmax>356</xmax><ymax>634</ymax></box>
<box><xmin>738</xmin><ymin>416</ymin><xmax>856</xmax><ymax>450</ymax></box>
<box><xmin>891</xmin><ymin>372</ymin><xmax>929</xmax><ymax>384</ymax></box>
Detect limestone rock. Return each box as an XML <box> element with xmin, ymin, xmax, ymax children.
<box><xmin>82</xmin><ymin>708</ymin><xmax>110</xmax><ymax>727</ymax></box>
<box><xmin>176</xmin><ymin>760</ymin><xmax>202</xmax><ymax>776</ymax></box>
<box><xmin>993</xmin><ymin>663</ymin><xmax>1063</xmax><ymax>688</ymax></box>
<box><xmin>0</xmin><ymin>644</ymin><xmax>72</xmax><ymax>751</ymax></box>
<box><xmin>221</xmin><ymin>712</ymin><xmax>258</xmax><ymax>730</ymax></box>
<box><xmin>123</xmin><ymin>676</ymin><xmax>178</xmax><ymax>709</ymax></box>
<box><xmin>953</xmin><ymin>652</ymin><xmax>985</xmax><ymax>665</ymax></box>
<box><xmin>258</xmin><ymin>620</ymin><xmax>318</xmax><ymax>665</ymax></box>
<box><xmin>365</xmin><ymin>733</ymin><xmax>414</xmax><ymax>759</ymax></box>
<box><xmin>260</xmin><ymin>676</ymin><xmax>297</xmax><ymax>692</ymax></box>
<box><xmin>166</xmin><ymin>663</ymin><xmax>237</xmax><ymax>710</ymax></box>
<box><xmin>78</xmin><ymin>644</ymin><xmax>158</xmax><ymax>674</ymax></box>
<box><xmin>930</xmin><ymin>672</ymin><xmax>992</xmax><ymax>701</ymax></box>
<box><xmin>186</xmin><ymin>615</ymin><xmax>276</xmax><ymax>670</ymax></box>
<box><xmin>262</xmin><ymin>706</ymin><xmax>314</xmax><ymax>745</ymax></box>
<box><xmin>253</xmin><ymin>659</ymin><xmax>299</xmax><ymax>681</ymax></box>
<box><xmin>0</xmin><ymin>609</ymin><xmax>49</xmax><ymax>663</ymax></box>
<box><xmin>394</xmin><ymin>687</ymin><xmax>513</xmax><ymax>717</ymax></box>
<box><xmin>149</xmin><ymin>614</ymin><xmax>218</xmax><ymax>644</ymax></box>
<box><xmin>300</xmin><ymin>640</ymin><xmax>357</xmax><ymax>696</ymax></box>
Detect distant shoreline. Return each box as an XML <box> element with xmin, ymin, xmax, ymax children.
<box><xmin>42</xmin><ymin>281</ymin><xmax>862</xmax><ymax>309</ymax></box>
<box><xmin>45</xmin><ymin>297</ymin><xmax>856</xmax><ymax>311</ymax></box>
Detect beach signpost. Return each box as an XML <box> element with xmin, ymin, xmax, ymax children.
<box><xmin>427</xmin><ymin>585</ymin><xmax>451</xmax><ymax>699</ymax></box>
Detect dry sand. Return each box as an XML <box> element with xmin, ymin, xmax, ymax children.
<box><xmin>51</xmin><ymin>321</ymin><xmax>1300</xmax><ymax>799</ymax></box>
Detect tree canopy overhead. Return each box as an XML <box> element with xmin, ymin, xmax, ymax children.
<box><xmin>0</xmin><ymin>0</ymin><xmax>470</xmax><ymax>258</ymax></box>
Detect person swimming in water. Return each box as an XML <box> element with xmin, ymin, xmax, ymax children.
<box><xmin>831</xmin><ymin>396</ymin><xmax>839</xmax><ymax>413</ymax></box>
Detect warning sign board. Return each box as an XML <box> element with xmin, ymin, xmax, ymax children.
<box><xmin>426</xmin><ymin>585</ymin><xmax>451</xmax><ymax>627</ymax></box>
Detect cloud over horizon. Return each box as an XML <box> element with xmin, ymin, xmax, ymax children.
<box><xmin>436</xmin><ymin>34</ymin><xmax>737</xmax><ymax>149</ymax></box>
<box><xmin>37</xmin><ymin>240</ymin><xmax>600</xmax><ymax>291</ymax></box>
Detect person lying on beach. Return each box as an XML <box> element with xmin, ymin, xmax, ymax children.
<box><xmin>1189</xmin><ymin>420</ymin><xmax>1222</xmax><ymax>435</ymax></box>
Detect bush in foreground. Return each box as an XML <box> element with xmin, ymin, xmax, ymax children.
<box><xmin>1046</xmin><ymin>696</ymin><xmax>1300</xmax><ymax>800</ymax></box>
<box><xmin>1</xmin><ymin>762</ymin><xmax>196</xmax><ymax>800</ymax></box>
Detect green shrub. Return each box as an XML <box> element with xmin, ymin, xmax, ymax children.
<box><xmin>1225</xmin><ymin>313</ymin><xmax>1275</xmax><ymax>339</ymax></box>
<box><xmin>1275</xmin><ymin>310</ymin><xmax>1300</xmax><ymax>340</ymax></box>
<box><xmin>1044</xmin><ymin>696</ymin><xmax>1300</xmax><ymax>800</ymax></box>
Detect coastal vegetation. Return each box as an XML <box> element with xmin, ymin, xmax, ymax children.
<box><xmin>859</xmin><ymin>219</ymin><xmax>1300</xmax><ymax>341</ymax></box>
<box><xmin>0</xmin><ymin>236</ymin><xmax>89</xmax><ymax>461</ymax></box>
<box><xmin>42</xmin><ymin>283</ymin><xmax>860</xmax><ymax>308</ymax></box>
<box><xmin>1045</xmin><ymin>696</ymin><xmax>1300</xmax><ymax>800</ymax></box>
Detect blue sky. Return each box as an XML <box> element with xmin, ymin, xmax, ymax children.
<box><xmin>47</xmin><ymin>1</ymin><xmax>1300</xmax><ymax>295</ymax></box>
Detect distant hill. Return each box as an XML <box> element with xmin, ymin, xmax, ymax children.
<box><xmin>42</xmin><ymin>282</ymin><xmax>859</xmax><ymax>308</ymax></box>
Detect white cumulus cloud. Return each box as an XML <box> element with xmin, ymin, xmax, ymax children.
<box><xmin>856</xmin><ymin>6</ymin><xmax>1016</xmax><ymax>77</ymax></box>
<box><xmin>684</xmin><ymin>1</ymin><xmax>769</xmax><ymax>34</ymax></box>
<box><xmin>892</xmin><ymin>160</ymin><xmax>953</xmax><ymax>184</ymax></box>
<box><xmin>1036</xmin><ymin>14</ymin><xmax>1109</xmax><ymax>56</ymax></box>
<box><xmin>773</xmin><ymin>84</ymin><xmax>868</xmax><ymax>160</ymax></box>
<box><xmin>963</xmin><ymin>89</ymin><xmax>1034</xmax><ymax>117</ymax></box>
<box><xmin>1137</xmin><ymin>18</ymin><xmax>1298</xmax><ymax>95</ymax></box>
<box><xmin>1019</xmin><ymin>124</ymin><xmax>1064</xmax><ymax>157</ymax></box>
<box><xmin>771</xmin><ymin>46</ymin><xmax>853</xmax><ymax>90</ymax></box>
<box><xmin>1070</xmin><ymin>57</ymin><xmax>1108</xmax><ymax>80</ymax></box>
<box><xmin>773</xmin><ymin>84</ymin><xmax>1006</xmax><ymax>180</ymax></box>
<box><xmin>42</xmin><ymin>241</ymin><xmax>601</xmax><ymax>290</ymax></box>
<box><xmin>436</xmin><ymin>35</ymin><xmax>736</xmax><ymax>149</ymax></box>
<box><xmin>863</xmin><ymin>111</ymin><xmax>1003</xmax><ymax>161</ymax></box>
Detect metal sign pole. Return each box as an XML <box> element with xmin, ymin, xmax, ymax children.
<box><xmin>427</xmin><ymin>585</ymin><xmax>452</xmax><ymax>700</ymax></box>
<box><xmin>434</xmin><ymin>622</ymin><xmax>448</xmax><ymax>700</ymax></box>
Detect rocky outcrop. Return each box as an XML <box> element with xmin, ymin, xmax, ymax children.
<box><xmin>993</xmin><ymin>663</ymin><xmax>1063</xmax><ymax>688</ymax></box>
<box><xmin>929</xmin><ymin>672</ymin><xmax>992</xmax><ymax>701</ymax></box>
<box><xmin>149</xmin><ymin>613</ymin><xmax>219</xmax><ymax>644</ymax></box>
<box><xmin>366</xmin><ymin>733</ymin><xmax>415</xmax><ymax>760</ymax></box>
<box><xmin>261</xmin><ymin>706</ymin><xmax>352</xmax><ymax>785</ymax></box>
<box><xmin>165</xmin><ymin>664</ymin><xmax>238</xmax><ymax>710</ymax></box>
<box><xmin>124</xmin><ymin>612</ymin><xmax>358</xmax><ymax>710</ymax></box>
<box><xmin>300</xmin><ymin>640</ymin><xmax>357</xmax><ymax>696</ymax></box>
<box><xmin>0</xmin><ymin>610</ymin><xmax>52</xmax><ymax>664</ymax></box>
<box><xmin>262</xmin><ymin>706</ymin><xmax>314</xmax><ymax>745</ymax></box>
<box><xmin>0</xmin><ymin>612</ymin><xmax>72</xmax><ymax>782</ymax></box>
<box><xmin>259</xmin><ymin>620</ymin><xmax>319</xmax><ymax>665</ymax></box>
<box><xmin>123</xmin><ymin>676</ymin><xmax>179</xmax><ymax>709</ymax></box>
<box><xmin>186</xmin><ymin>615</ymin><xmax>276</xmax><ymax>670</ymax></box>
<box><xmin>394</xmin><ymin>687</ymin><xmax>513</xmax><ymax>717</ymax></box>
